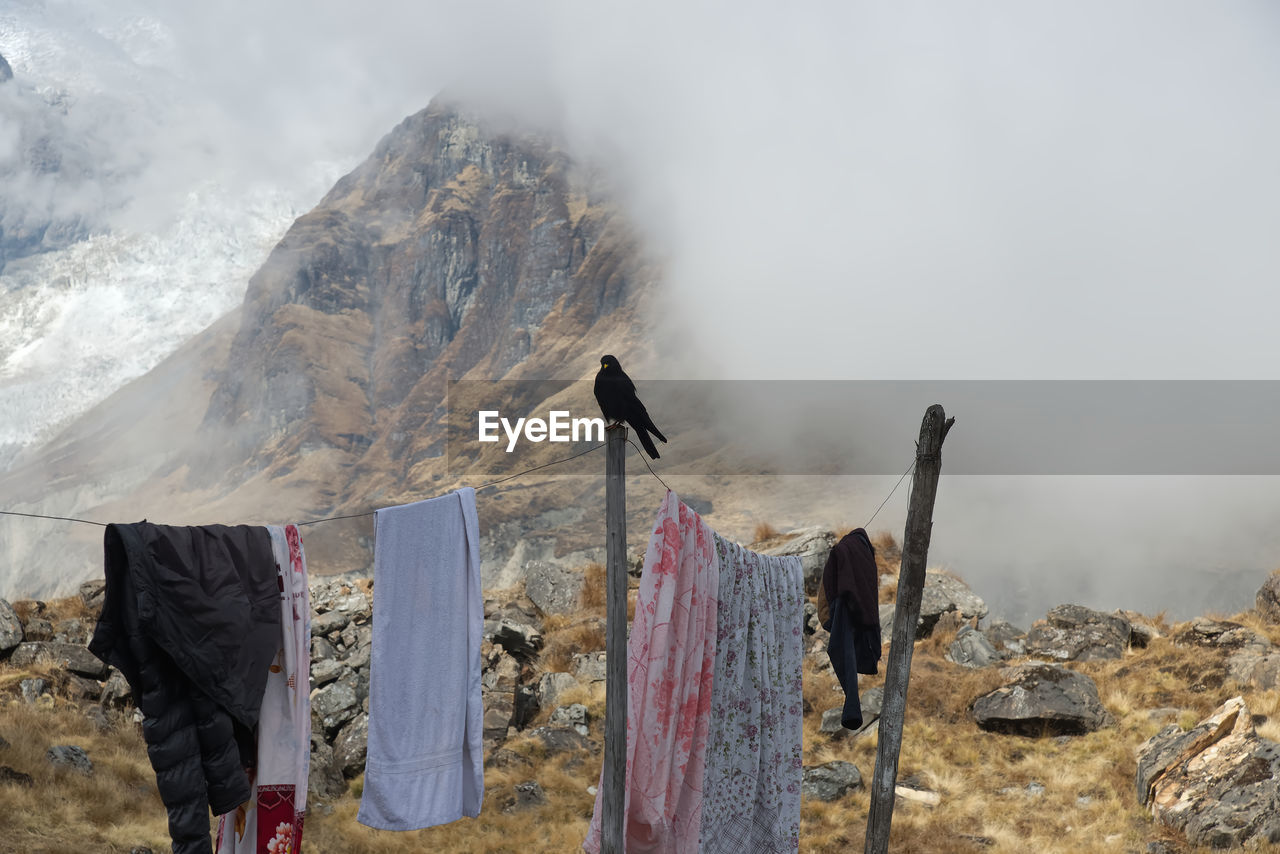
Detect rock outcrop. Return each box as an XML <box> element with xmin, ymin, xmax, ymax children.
<box><xmin>879</xmin><ymin>571</ymin><xmax>988</xmax><ymax>640</ymax></box>
<box><xmin>1024</xmin><ymin>604</ymin><xmax>1131</xmax><ymax>662</ymax></box>
<box><xmin>971</xmin><ymin>662</ymin><xmax>1113</xmax><ymax>736</ymax></box>
<box><xmin>1137</xmin><ymin>696</ymin><xmax>1280</xmax><ymax>849</ymax></box>
<box><xmin>1256</xmin><ymin>571</ymin><xmax>1280</xmax><ymax>623</ymax></box>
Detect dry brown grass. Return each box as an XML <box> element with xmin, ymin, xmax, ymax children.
<box><xmin>753</xmin><ymin>521</ymin><xmax>782</xmax><ymax>543</ymax></box>
<box><xmin>537</xmin><ymin>614</ymin><xmax>607</xmax><ymax>675</ymax></box>
<box><xmin>871</xmin><ymin>531</ymin><xmax>901</xmax><ymax>575</ymax></box>
<box><xmin>578</xmin><ymin>562</ymin><xmax>606</xmax><ymax>611</ymax></box>
<box><xmin>16</xmin><ymin>587</ymin><xmax>1280</xmax><ymax>853</ymax></box>
<box><xmin>0</xmin><ymin>698</ymin><xmax>176</xmax><ymax>853</ymax></box>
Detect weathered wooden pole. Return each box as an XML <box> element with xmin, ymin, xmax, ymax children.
<box><xmin>865</xmin><ymin>404</ymin><xmax>954</xmax><ymax>854</ymax></box>
<box><xmin>602</xmin><ymin>425</ymin><xmax>629</xmax><ymax>854</ymax></box>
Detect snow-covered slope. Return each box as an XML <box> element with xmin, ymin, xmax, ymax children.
<box><xmin>0</xmin><ymin>183</ymin><xmax>302</xmax><ymax>461</ymax></box>
<box><xmin>0</xmin><ymin>2</ymin><xmax>340</xmax><ymax>462</ymax></box>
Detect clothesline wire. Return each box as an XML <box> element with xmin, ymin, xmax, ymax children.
<box><xmin>0</xmin><ymin>509</ymin><xmax>108</xmax><ymax>527</ymax></box>
<box><xmin>625</xmin><ymin>437</ymin><xmax>672</xmax><ymax>492</ymax></box>
<box><xmin>863</xmin><ymin>459</ymin><xmax>916</xmax><ymax>529</ymax></box>
<box><xmin>473</xmin><ymin>441</ymin><xmax>608</xmax><ymax>492</ymax></box>
<box><xmin>296</xmin><ymin>442</ymin><xmax>610</xmax><ymax>526</ymax></box>
<box><xmin>2</xmin><ymin>445</ymin><xmax>915</xmax><ymax>532</ymax></box>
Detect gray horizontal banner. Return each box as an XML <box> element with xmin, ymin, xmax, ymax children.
<box><xmin>445</xmin><ymin>380</ymin><xmax>1280</xmax><ymax>476</ymax></box>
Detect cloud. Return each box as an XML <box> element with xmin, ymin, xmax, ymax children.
<box><xmin>4</xmin><ymin>1</ymin><xmax>1280</xmax><ymax>617</ymax></box>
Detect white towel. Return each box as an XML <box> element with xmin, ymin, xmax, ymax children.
<box><xmin>358</xmin><ymin>487</ymin><xmax>484</xmax><ymax>830</ymax></box>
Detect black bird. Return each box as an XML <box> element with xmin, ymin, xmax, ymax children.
<box><xmin>594</xmin><ymin>355</ymin><xmax>667</xmax><ymax>459</ymax></box>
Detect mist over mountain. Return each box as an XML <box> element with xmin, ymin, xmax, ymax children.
<box><xmin>2</xmin><ymin>2</ymin><xmax>1279</xmax><ymax>626</ymax></box>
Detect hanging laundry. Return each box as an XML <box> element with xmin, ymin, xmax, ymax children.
<box><xmin>216</xmin><ymin>524</ymin><xmax>312</xmax><ymax>854</ymax></box>
<box><xmin>699</xmin><ymin>533</ymin><xmax>805</xmax><ymax>854</ymax></box>
<box><xmin>358</xmin><ymin>487</ymin><xmax>484</xmax><ymax>831</ymax></box>
<box><xmin>816</xmin><ymin>528</ymin><xmax>882</xmax><ymax>729</ymax></box>
<box><xmin>90</xmin><ymin>523</ymin><xmax>283</xmax><ymax>854</ymax></box>
<box><xmin>583</xmin><ymin>490</ymin><xmax>720</xmax><ymax>854</ymax></box>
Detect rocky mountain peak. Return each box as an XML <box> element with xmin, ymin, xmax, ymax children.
<box><xmin>195</xmin><ymin>98</ymin><xmax>651</xmax><ymax>507</ymax></box>
<box><xmin>0</xmin><ymin>52</ymin><xmax>12</xmax><ymax>83</ymax></box>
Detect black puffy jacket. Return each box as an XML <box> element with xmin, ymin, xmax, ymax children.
<box><xmin>90</xmin><ymin>523</ymin><xmax>281</xmax><ymax>854</ymax></box>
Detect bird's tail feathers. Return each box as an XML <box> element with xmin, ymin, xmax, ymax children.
<box><xmin>635</xmin><ymin>429</ymin><xmax>661</xmax><ymax>460</ymax></box>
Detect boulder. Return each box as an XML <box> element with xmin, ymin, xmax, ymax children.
<box><xmin>918</xmin><ymin>571</ymin><xmax>988</xmax><ymax>636</ymax></box>
<box><xmin>482</xmin><ymin>653</ymin><xmax>520</xmax><ymax>693</ymax></box>
<box><xmin>549</xmin><ymin>703</ymin><xmax>590</xmax><ymax>736</ymax></box>
<box><xmin>78</xmin><ymin>579</ymin><xmax>107</xmax><ymax>613</ymax></box>
<box><xmin>484</xmin><ymin>692</ymin><xmax>515</xmax><ymax>742</ymax></box>
<box><xmin>983</xmin><ymin>621</ymin><xmax>1026</xmax><ymax>655</ymax></box>
<box><xmin>311</xmin><ymin>658</ymin><xmax>344</xmax><ymax>687</ymax></box>
<box><xmin>503</xmin><ymin>780</ymin><xmax>548</xmax><ymax>812</ymax></box>
<box><xmin>801</xmin><ymin>761</ymin><xmax>863</xmax><ymax>801</ymax></box>
<box><xmin>1136</xmin><ymin>696</ymin><xmax>1280</xmax><ymax>849</ymax></box>
<box><xmin>819</xmin><ymin>708</ymin><xmax>847</xmax><ymax>738</ymax></box>
<box><xmin>573</xmin><ymin>651</ymin><xmax>608</xmax><ymax>683</ymax></box>
<box><xmin>879</xmin><ymin>573</ymin><xmax>988</xmax><ymax>641</ymax></box>
<box><xmin>528</xmin><ymin>725</ymin><xmax>592</xmax><ymax>755</ymax></box>
<box><xmin>853</xmin><ymin>686</ymin><xmax>885</xmax><ymax>737</ymax></box>
<box><xmin>56</xmin><ymin>672</ymin><xmax>102</xmax><ymax>703</ymax></box>
<box><xmin>55</xmin><ymin>618</ymin><xmax>90</xmax><ymax>645</ymax></box>
<box><xmin>311</xmin><ymin>637</ymin><xmax>337</xmax><ymax>661</ymax></box>
<box><xmin>878</xmin><ymin>603</ymin><xmax>897</xmax><ymax>645</ymax></box>
<box><xmin>311</xmin><ymin>680</ymin><xmax>359</xmax><ymax>735</ymax></box>
<box><xmin>1024</xmin><ymin>604</ymin><xmax>1131</xmax><ymax>662</ymax></box>
<box><xmin>100</xmin><ymin>668</ymin><xmax>132</xmax><ymax>708</ymax></box>
<box><xmin>489</xmin><ymin>619</ymin><xmax>543</xmax><ymax>660</ymax></box>
<box><xmin>23</xmin><ymin>617</ymin><xmax>54</xmax><ymax>642</ymax></box>
<box><xmin>310</xmin><ymin>609</ymin><xmax>350</xmax><ymax>637</ymax></box>
<box><xmin>1227</xmin><ymin>648</ymin><xmax>1280</xmax><ymax>691</ymax></box>
<box><xmin>333</xmin><ymin>713</ymin><xmax>368</xmax><ymax>778</ymax></box>
<box><xmin>537</xmin><ymin>672</ymin><xmax>577</xmax><ymax>710</ymax></box>
<box><xmin>1257</xmin><ymin>571</ymin><xmax>1280</xmax><ymax>623</ymax></box>
<box><xmin>308</xmin><ymin>735</ymin><xmax>347</xmax><ymax>799</ymax></box>
<box><xmin>20</xmin><ymin>677</ymin><xmax>49</xmax><ymax>704</ymax></box>
<box><xmin>1175</xmin><ymin>617</ymin><xmax>1270</xmax><ymax>652</ymax></box>
<box><xmin>47</xmin><ymin>744</ymin><xmax>93</xmax><ymax>776</ymax></box>
<box><xmin>7</xmin><ymin>641</ymin><xmax>109</xmax><ymax>678</ymax></box>
<box><xmin>947</xmin><ymin>624</ymin><xmax>1004</xmax><ymax>669</ymax></box>
<box><xmin>343</xmin><ymin>642</ymin><xmax>370</xmax><ymax>672</ymax></box>
<box><xmin>0</xmin><ymin>599</ymin><xmax>23</xmax><ymax>654</ymax></box>
<box><xmin>971</xmin><ymin>662</ymin><xmax>1114</xmax><ymax>736</ymax></box>
<box><xmin>524</xmin><ymin>561</ymin><xmax>584</xmax><ymax>616</ymax></box>
<box><xmin>330</xmin><ymin>592</ymin><xmax>371</xmax><ymax>622</ymax></box>
<box><xmin>512</xmin><ymin>685</ymin><xmax>540</xmax><ymax>730</ymax></box>
<box><xmin>758</xmin><ymin>528</ymin><xmax>836</xmax><ymax>595</ymax></box>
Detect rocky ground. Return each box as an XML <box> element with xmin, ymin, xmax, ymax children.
<box><xmin>4</xmin><ymin>529</ymin><xmax>1280</xmax><ymax>852</ymax></box>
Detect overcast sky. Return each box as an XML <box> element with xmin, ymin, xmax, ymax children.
<box><xmin>4</xmin><ymin>1</ymin><xmax>1280</xmax><ymax>617</ymax></box>
<box><xmin>7</xmin><ymin>0</ymin><xmax>1276</xmax><ymax>379</ymax></box>
<box><xmin>146</xmin><ymin>0</ymin><xmax>1280</xmax><ymax>381</ymax></box>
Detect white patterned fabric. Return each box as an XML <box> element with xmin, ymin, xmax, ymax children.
<box><xmin>216</xmin><ymin>523</ymin><xmax>311</xmax><ymax>854</ymax></box>
<box><xmin>699</xmin><ymin>534</ymin><xmax>805</xmax><ymax>854</ymax></box>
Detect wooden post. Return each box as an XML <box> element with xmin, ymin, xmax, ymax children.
<box><xmin>865</xmin><ymin>404</ymin><xmax>954</xmax><ymax>854</ymax></box>
<box><xmin>602</xmin><ymin>425</ymin><xmax>629</xmax><ymax>853</ymax></box>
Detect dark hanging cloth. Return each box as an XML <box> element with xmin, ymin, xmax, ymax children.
<box><xmin>816</xmin><ymin>528</ymin><xmax>883</xmax><ymax>729</ymax></box>
<box><xmin>90</xmin><ymin>523</ymin><xmax>282</xmax><ymax>854</ymax></box>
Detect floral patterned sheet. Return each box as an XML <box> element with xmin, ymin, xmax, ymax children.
<box><xmin>699</xmin><ymin>534</ymin><xmax>805</xmax><ymax>854</ymax></box>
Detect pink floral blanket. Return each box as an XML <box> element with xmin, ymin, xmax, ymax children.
<box><xmin>584</xmin><ymin>491</ymin><xmax>720</xmax><ymax>853</ymax></box>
